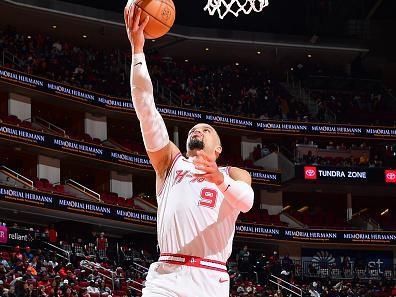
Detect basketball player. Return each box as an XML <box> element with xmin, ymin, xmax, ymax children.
<box><xmin>125</xmin><ymin>4</ymin><xmax>254</xmax><ymax>296</ymax></box>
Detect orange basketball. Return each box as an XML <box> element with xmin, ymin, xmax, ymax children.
<box><xmin>134</xmin><ymin>0</ymin><xmax>176</xmax><ymax>39</ymax></box>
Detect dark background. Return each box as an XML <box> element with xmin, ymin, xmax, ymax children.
<box><xmin>62</xmin><ymin>0</ymin><xmax>396</xmax><ymax>37</ymax></box>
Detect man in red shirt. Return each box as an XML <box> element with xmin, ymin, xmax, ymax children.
<box><xmin>96</xmin><ymin>232</ymin><xmax>108</xmax><ymax>260</ymax></box>
<box><xmin>48</xmin><ymin>224</ymin><xmax>58</xmax><ymax>243</ymax></box>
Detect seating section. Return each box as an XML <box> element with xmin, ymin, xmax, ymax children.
<box><xmin>101</xmin><ymin>192</ymin><xmax>139</xmax><ymax>209</ymax></box>
<box><xmin>0</xmin><ymin>247</ymin><xmax>131</xmax><ymax>297</ymax></box>
<box><xmin>287</xmin><ymin>209</ymin><xmax>346</xmax><ymax>229</ymax></box>
<box><xmin>33</xmin><ymin>177</ymin><xmax>62</xmax><ymax>193</ymax></box>
<box><xmin>1</xmin><ymin>28</ymin><xmax>310</xmax><ymax>121</ymax></box>
<box><xmin>0</xmin><ymin>166</ymin><xmax>148</xmax><ymax>212</ymax></box>
<box><xmin>239</xmin><ymin>209</ymin><xmax>286</xmax><ymax>226</ymax></box>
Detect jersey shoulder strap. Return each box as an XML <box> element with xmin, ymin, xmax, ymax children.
<box><xmin>218</xmin><ymin>166</ymin><xmax>231</xmax><ymax>176</ymax></box>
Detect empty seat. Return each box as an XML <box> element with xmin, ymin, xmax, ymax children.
<box><xmin>20</xmin><ymin>121</ymin><xmax>33</xmax><ymax>129</ymax></box>
<box><xmin>54</xmin><ymin>184</ymin><xmax>65</xmax><ymax>193</ymax></box>
<box><xmin>4</xmin><ymin>115</ymin><xmax>21</xmax><ymax>125</ymax></box>
<box><xmin>92</xmin><ymin>138</ymin><xmax>102</xmax><ymax>145</ymax></box>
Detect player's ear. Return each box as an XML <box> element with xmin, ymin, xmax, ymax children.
<box><xmin>215</xmin><ymin>145</ymin><xmax>222</xmax><ymax>159</ymax></box>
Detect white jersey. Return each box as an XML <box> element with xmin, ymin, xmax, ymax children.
<box><xmin>157</xmin><ymin>153</ymin><xmax>240</xmax><ymax>263</ymax></box>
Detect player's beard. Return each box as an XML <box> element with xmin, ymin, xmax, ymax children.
<box><xmin>188</xmin><ymin>138</ymin><xmax>204</xmax><ymax>151</ymax></box>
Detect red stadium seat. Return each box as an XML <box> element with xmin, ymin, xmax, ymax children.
<box><xmin>54</xmin><ymin>184</ymin><xmax>65</xmax><ymax>193</ymax></box>
<box><xmin>4</xmin><ymin>115</ymin><xmax>21</xmax><ymax>125</ymax></box>
<box><xmin>92</xmin><ymin>138</ymin><xmax>102</xmax><ymax>145</ymax></box>
<box><xmin>20</xmin><ymin>120</ymin><xmax>33</xmax><ymax>129</ymax></box>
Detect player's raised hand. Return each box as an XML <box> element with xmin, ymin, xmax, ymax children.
<box><xmin>124</xmin><ymin>0</ymin><xmax>150</xmax><ymax>53</ymax></box>
<box><xmin>193</xmin><ymin>150</ymin><xmax>225</xmax><ymax>185</ymax></box>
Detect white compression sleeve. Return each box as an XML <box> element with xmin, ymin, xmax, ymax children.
<box><xmin>131</xmin><ymin>53</ymin><xmax>169</xmax><ymax>152</ymax></box>
<box><xmin>217</xmin><ymin>174</ymin><xmax>254</xmax><ymax>213</ymax></box>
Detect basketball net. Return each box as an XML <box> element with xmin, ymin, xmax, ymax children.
<box><xmin>204</xmin><ymin>0</ymin><xmax>269</xmax><ymax>19</ymax></box>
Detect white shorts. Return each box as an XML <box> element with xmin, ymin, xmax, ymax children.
<box><xmin>142</xmin><ymin>261</ymin><xmax>230</xmax><ymax>297</ymax></box>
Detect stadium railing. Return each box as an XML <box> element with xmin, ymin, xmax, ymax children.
<box><xmin>269</xmin><ymin>274</ymin><xmax>302</xmax><ymax>297</ymax></box>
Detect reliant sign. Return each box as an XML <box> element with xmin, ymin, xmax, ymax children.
<box><xmin>0</xmin><ymin>226</ymin><xmax>8</xmax><ymax>244</ymax></box>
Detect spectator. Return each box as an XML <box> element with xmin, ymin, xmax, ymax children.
<box><xmin>252</xmin><ymin>144</ymin><xmax>263</xmax><ymax>161</ymax></box>
<box><xmin>72</xmin><ymin>238</ymin><xmax>86</xmax><ymax>262</ymax></box>
<box><xmin>11</xmin><ymin>246</ymin><xmax>23</xmax><ymax>263</ymax></box>
<box><xmin>25</xmin><ymin>266</ymin><xmax>37</xmax><ymax>279</ymax></box>
<box><xmin>261</xmin><ymin>145</ymin><xmax>271</xmax><ymax>158</ymax></box>
<box><xmin>60</xmin><ymin>279</ymin><xmax>70</xmax><ymax>294</ymax></box>
<box><xmin>0</xmin><ymin>263</ymin><xmax>6</xmax><ymax>280</ymax></box>
<box><xmin>87</xmin><ymin>269</ymin><xmax>101</xmax><ymax>282</ymax></box>
<box><xmin>11</xmin><ymin>275</ymin><xmax>27</xmax><ymax>297</ymax></box>
<box><xmin>0</xmin><ymin>280</ymin><xmax>7</xmax><ymax>297</ymax></box>
<box><xmin>48</xmin><ymin>225</ymin><xmax>57</xmax><ymax>244</ymax></box>
<box><xmin>303</xmin><ymin>151</ymin><xmax>316</xmax><ymax>164</ymax></box>
<box><xmin>308</xmin><ymin>263</ymin><xmax>318</xmax><ymax>275</ymax></box>
<box><xmin>23</xmin><ymin>247</ymin><xmax>34</xmax><ymax>262</ymax></box>
<box><xmin>80</xmin><ymin>288</ymin><xmax>90</xmax><ymax>297</ymax></box>
<box><xmin>309</xmin><ymin>281</ymin><xmax>321</xmax><ymax>297</ymax></box>
<box><xmin>270</xmin><ymin>251</ymin><xmax>282</xmax><ymax>276</ymax></box>
<box><xmin>12</xmin><ymin>259</ymin><xmax>24</xmax><ymax>273</ymax></box>
<box><xmin>35</xmin><ymin>250</ymin><xmax>45</xmax><ymax>264</ymax></box>
<box><xmin>114</xmin><ymin>267</ymin><xmax>124</xmax><ymax>290</ymax></box>
<box><xmin>37</xmin><ymin>274</ymin><xmax>51</xmax><ymax>289</ymax></box>
<box><xmin>254</xmin><ymin>253</ymin><xmax>268</xmax><ymax>285</ymax></box>
<box><xmin>341</xmin><ymin>256</ymin><xmax>351</xmax><ymax>277</ymax></box>
<box><xmin>0</xmin><ymin>254</ymin><xmax>9</xmax><ymax>269</ymax></box>
<box><xmin>96</xmin><ymin>232</ymin><xmax>108</xmax><ymax>260</ymax></box>
<box><xmin>237</xmin><ymin>246</ymin><xmax>251</xmax><ymax>280</ymax></box>
<box><xmin>65</xmin><ymin>270</ymin><xmax>75</xmax><ymax>285</ymax></box>
<box><xmin>359</xmin><ymin>152</ymin><xmax>369</xmax><ymax>166</ymax></box>
<box><xmin>86</xmin><ymin>281</ymin><xmax>100</xmax><ymax>295</ymax></box>
<box><xmin>98</xmin><ymin>280</ymin><xmax>111</xmax><ymax>296</ymax></box>
<box><xmin>280</xmin><ymin>269</ymin><xmax>291</xmax><ymax>282</ymax></box>
<box><xmin>281</xmin><ymin>254</ymin><xmax>293</xmax><ymax>275</ymax></box>
<box><xmin>58</xmin><ymin>263</ymin><xmax>70</xmax><ymax>279</ymax></box>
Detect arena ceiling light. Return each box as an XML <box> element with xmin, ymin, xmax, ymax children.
<box><xmin>297</xmin><ymin>206</ymin><xmax>309</xmax><ymax>213</ymax></box>
<box><xmin>52</xmin><ymin>25</ymin><xmax>57</xmax><ymax>29</ymax></box>
<box><xmin>380</xmin><ymin>209</ymin><xmax>389</xmax><ymax>216</ymax></box>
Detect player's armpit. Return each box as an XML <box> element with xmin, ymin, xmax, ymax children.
<box><xmin>148</xmin><ymin>141</ymin><xmax>180</xmax><ymax>178</ymax></box>
<box><xmin>218</xmin><ymin>167</ymin><xmax>254</xmax><ymax>213</ymax></box>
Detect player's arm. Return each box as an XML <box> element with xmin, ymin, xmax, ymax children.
<box><xmin>220</xmin><ymin>166</ymin><xmax>254</xmax><ymax>213</ymax></box>
<box><xmin>193</xmin><ymin>151</ymin><xmax>254</xmax><ymax>213</ymax></box>
<box><xmin>125</xmin><ymin>3</ymin><xmax>179</xmax><ymax>177</ymax></box>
